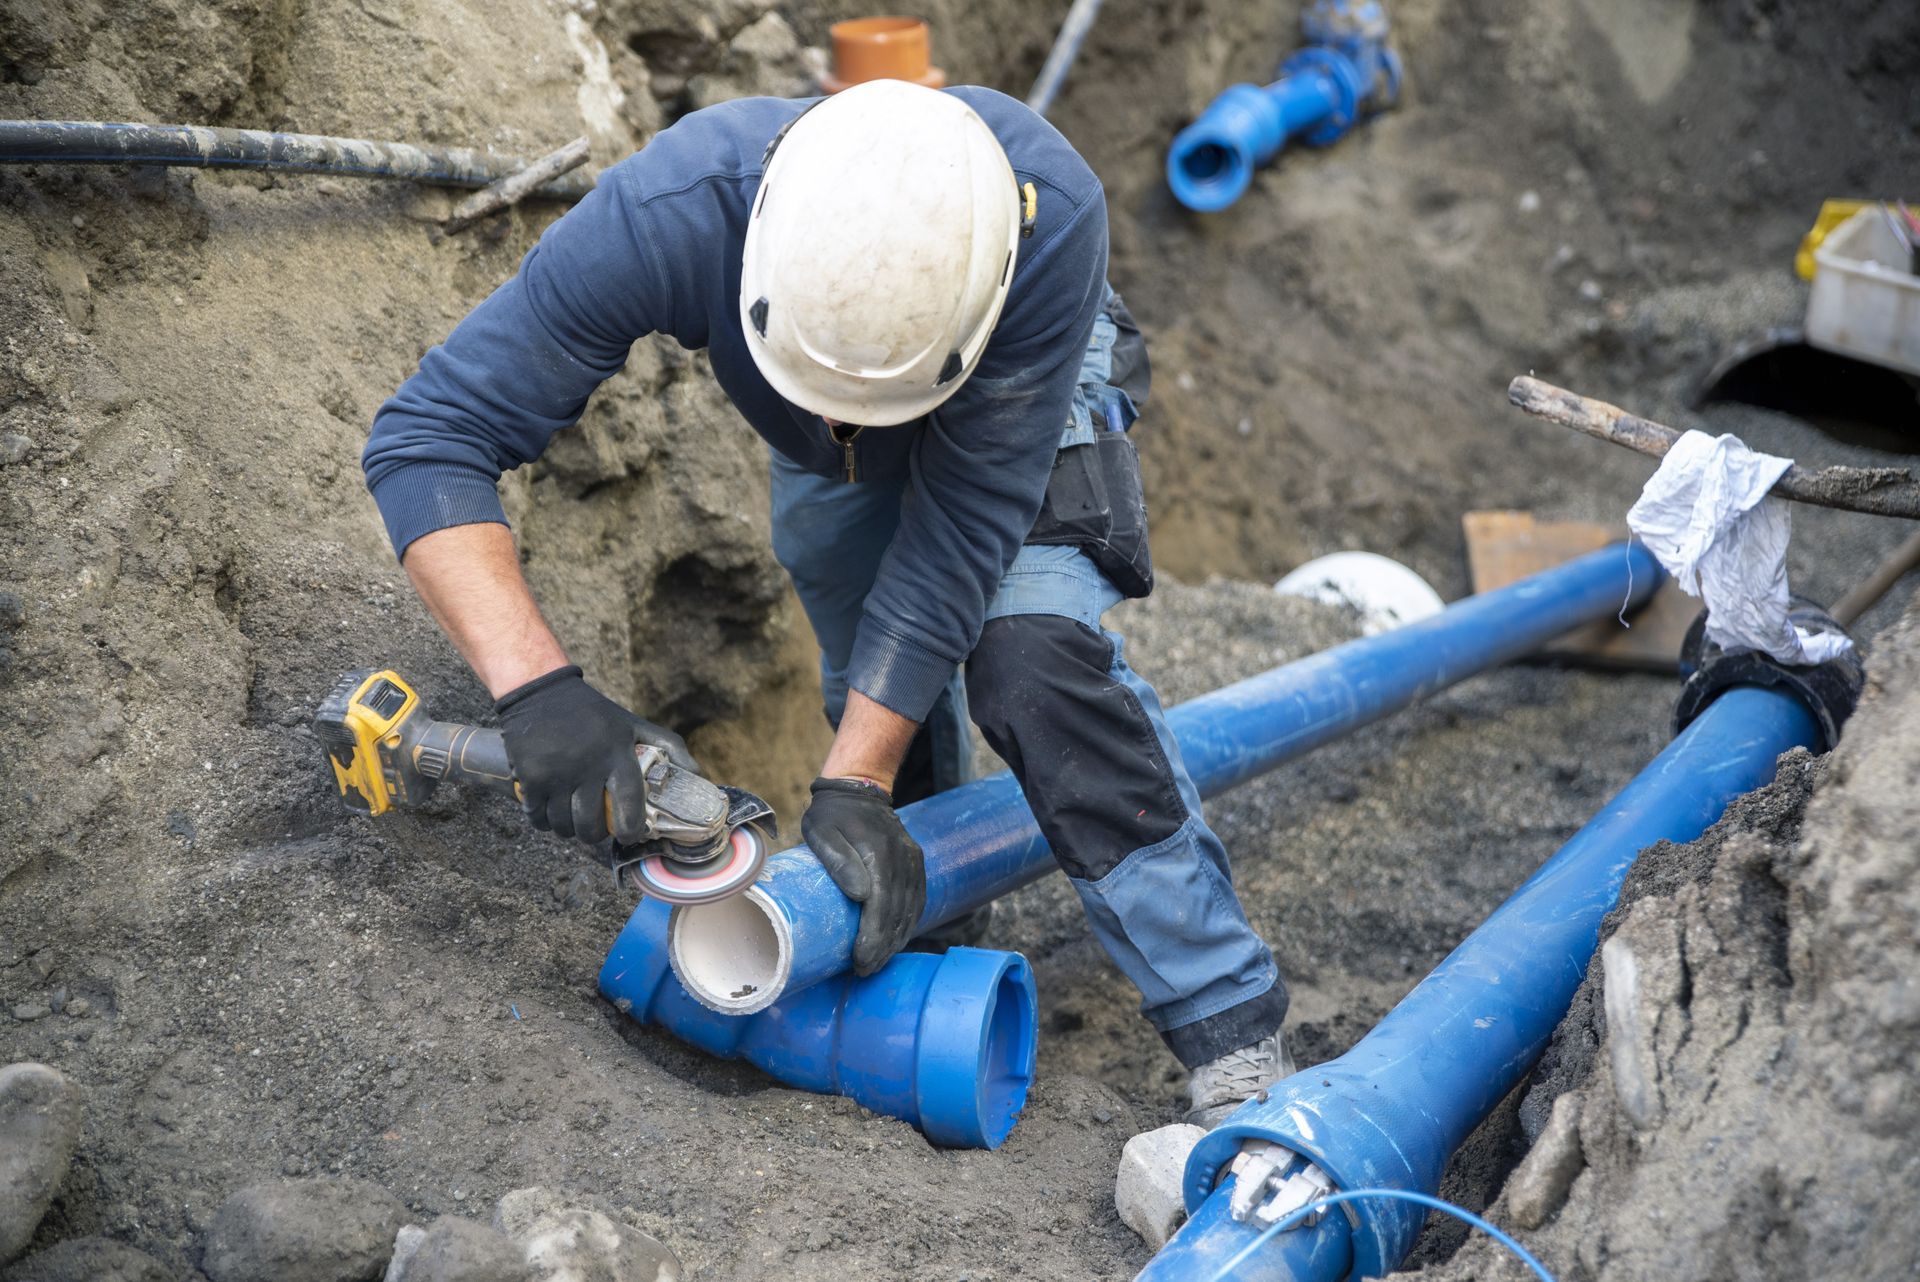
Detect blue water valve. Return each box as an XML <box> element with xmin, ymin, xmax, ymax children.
<box><xmin>1167</xmin><ymin>0</ymin><xmax>1403</xmax><ymax>212</ymax></box>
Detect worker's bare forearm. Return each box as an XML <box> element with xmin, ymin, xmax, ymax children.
<box><xmin>402</xmin><ymin>522</ymin><xmax>570</xmax><ymax>699</ymax></box>
<box><xmin>821</xmin><ymin>690</ymin><xmax>919</xmax><ymax>794</ymax></box>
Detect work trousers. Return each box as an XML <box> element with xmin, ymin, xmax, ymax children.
<box><xmin>768</xmin><ymin>291</ymin><xmax>1287</xmax><ymax>1067</ymax></box>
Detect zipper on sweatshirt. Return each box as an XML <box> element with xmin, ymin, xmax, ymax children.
<box><xmin>829</xmin><ymin>422</ymin><xmax>864</xmax><ymax>483</ymax></box>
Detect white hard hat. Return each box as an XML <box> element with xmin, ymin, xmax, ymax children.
<box><xmin>740</xmin><ymin>81</ymin><xmax>1026</xmax><ymax>426</ymax></box>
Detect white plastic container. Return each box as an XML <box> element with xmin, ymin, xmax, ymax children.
<box><xmin>1274</xmin><ymin>551</ymin><xmax>1444</xmax><ymax>636</ymax></box>
<box><xmin>1806</xmin><ymin>206</ymin><xmax>1920</xmax><ymax>376</ymax></box>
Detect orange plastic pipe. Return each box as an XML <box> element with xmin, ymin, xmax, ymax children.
<box><xmin>821</xmin><ymin>16</ymin><xmax>946</xmax><ymax>93</ymax></box>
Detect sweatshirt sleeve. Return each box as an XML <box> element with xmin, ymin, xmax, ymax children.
<box><xmin>361</xmin><ymin>161</ymin><xmax>675</xmax><ymax>558</ymax></box>
<box><xmin>846</xmin><ymin>190</ymin><xmax>1110</xmax><ymax>721</ymax></box>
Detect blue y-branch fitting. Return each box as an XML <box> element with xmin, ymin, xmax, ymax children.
<box><xmin>664</xmin><ymin>543</ymin><xmax>1662</xmax><ymax>1018</ymax></box>
<box><xmin>1167</xmin><ymin>0</ymin><xmax>1403</xmax><ymax>212</ymax></box>
<box><xmin>600</xmin><ymin>900</ymin><xmax>1037</xmax><ymax>1149</ymax></box>
<box><xmin>1141</xmin><ymin>683</ymin><xmax>1830</xmax><ymax>1281</ymax></box>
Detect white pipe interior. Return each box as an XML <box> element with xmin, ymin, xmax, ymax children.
<box><xmin>669</xmin><ymin>886</ymin><xmax>791</xmax><ymax>1014</ymax></box>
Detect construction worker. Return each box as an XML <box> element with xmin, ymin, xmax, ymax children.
<box><xmin>362</xmin><ymin>81</ymin><xmax>1290</xmax><ymax>1126</ymax></box>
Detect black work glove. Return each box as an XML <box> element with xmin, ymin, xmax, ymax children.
<box><xmin>494</xmin><ymin>665</ymin><xmax>698</xmax><ymax>846</ymax></box>
<box><xmin>803</xmin><ymin>776</ymin><xmax>927</xmax><ymax>977</ymax></box>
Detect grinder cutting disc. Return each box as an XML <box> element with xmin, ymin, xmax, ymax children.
<box><xmin>629</xmin><ymin>822</ymin><xmax>770</xmax><ymax>905</ymax></box>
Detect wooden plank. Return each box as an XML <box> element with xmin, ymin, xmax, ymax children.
<box><xmin>1463</xmin><ymin>511</ymin><xmax>1696</xmax><ymax>672</ymax></box>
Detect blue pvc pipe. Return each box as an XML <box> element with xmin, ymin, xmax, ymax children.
<box><xmin>1146</xmin><ymin>684</ymin><xmax>1819</xmax><ymax>1280</ymax></box>
<box><xmin>600</xmin><ymin>900</ymin><xmax>1037</xmax><ymax>1149</ymax></box>
<box><xmin>1167</xmin><ymin>0</ymin><xmax>1403</xmax><ymax>213</ymax></box>
<box><xmin>1167</xmin><ymin>62</ymin><xmax>1351</xmax><ymax>212</ymax></box>
<box><xmin>669</xmin><ymin>543</ymin><xmax>1663</xmax><ymax>1014</ymax></box>
<box><xmin>1156</xmin><ymin>1181</ymin><xmax>1355</xmax><ymax>1281</ymax></box>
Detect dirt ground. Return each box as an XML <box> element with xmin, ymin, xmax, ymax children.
<box><xmin>2</xmin><ymin>0</ymin><xmax>1918</xmax><ymax>1278</ymax></box>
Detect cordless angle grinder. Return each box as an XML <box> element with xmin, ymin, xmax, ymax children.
<box><xmin>313</xmin><ymin>669</ymin><xmax>774</xmax><ymax>904</ymax></box>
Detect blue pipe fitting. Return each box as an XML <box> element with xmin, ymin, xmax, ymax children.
<box><xmin>600</xmin><ymin>900</ymin><xmax>1037</xmax><ymax>1149</ymax></box>
<box><xmin>1167</xmin><ymin>0</ymin><xmax>1402</xmax><ymax>212</ymax></box>
<box><xmin>1145</xmin><ymin>683</ymin><xmax>1824</xmax><ymax>1280</ymax></box>
<box><xmin>667</xmin><ymin>543</ymin><xmax>1663</xmax><ymax>1017</ymax></box>
<box><xmin>1153</xmin><ymin>1179</ymin><xmax>1356</xmax><ymax>1281</ymax></box>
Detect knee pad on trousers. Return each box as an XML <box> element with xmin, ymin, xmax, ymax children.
<box><xmin>965</xmin><ymin>614</ymin><xmax>1188</xmax><ymax>882</ymax></box>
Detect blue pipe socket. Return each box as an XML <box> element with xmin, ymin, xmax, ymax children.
<box><xmin>600</xmin><ymin>900</ymin><xmax>1037</xmax><ymax>1149</ymax></box>
<box><xmin>1167</xmin><ymin>0</ymin><xmax>1403</xmax><ymax>212</ymax></box>
<box><xmin>1141</xmin><ymin>630</ymin><xmax>1864</xmax><ymax>1280</ymax></box>
<box><xmin>666</xmin><ymin>543</ymin><xmax>1663</xmax><ymax>1018</ymax></box>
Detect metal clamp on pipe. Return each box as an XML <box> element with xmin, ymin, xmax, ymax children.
<box><xmin>600</xmin><ymin>900</ymin><xmax>1037</xmax><ymax>1149</ymax></box>
<box><xmin>1166</xmin><ymin>0</ymin><xmax>1402</xmax><ymax>212</ymax></box>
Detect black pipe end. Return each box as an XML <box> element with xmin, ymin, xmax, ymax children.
<box><xmin>1672</xmin><ymin>599</ymin><xmax>1864</xmax><ymax>752</ymax></box>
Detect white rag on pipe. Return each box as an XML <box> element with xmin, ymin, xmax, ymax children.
<box><xmin>1626</xmin><ymin>429</ymin><xmax>1854</xmax><ymax>666</ymax></box>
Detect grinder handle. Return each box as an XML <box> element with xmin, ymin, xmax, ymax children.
<box><xmin>405</xmin><ymin>717</ymin><xmax>520</xmax><ymax>800</ymax></box>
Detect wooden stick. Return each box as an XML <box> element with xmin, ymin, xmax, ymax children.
<box><xmin>1832</xmin><ymin>528</ymin><xmax>1920</xmax><ymax>624</ymax></box>
<box><xmin>1508</xmin><ymin>376</ymin><xmax>1920</xmax><ymax>520</ymax></box>
<box><xmin>443</xmin><ymin>136</ymin><xmax>590</xmax><ymax>235</ymax></box>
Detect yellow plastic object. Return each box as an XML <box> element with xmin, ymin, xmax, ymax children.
<box><xmin>1798</xmin><ymin>200</ymin><xmax>1870</xmax><ymax>280</ymax></box>
<box><xmin>321</xmin><ymin>670</ymin><xmax>419</xmax><ymax>817</ymax></box>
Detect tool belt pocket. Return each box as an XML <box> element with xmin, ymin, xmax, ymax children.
<box><xmin>1027</xmin><ymin>433</ymin><xmax>1154</xmax><ymax>599</ymax></box>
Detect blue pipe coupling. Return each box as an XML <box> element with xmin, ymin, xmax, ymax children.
<box><xmin>1167</xmin><ymin>0</ymin><xmax>1403</xmax><ymax>212</ymax></box>
<box><xmin>600</xmin><ymin>900</ymin><xmax>1037</xmax><ymax>1149</ymax></box>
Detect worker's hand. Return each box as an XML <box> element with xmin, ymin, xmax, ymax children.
<box><xmin>494</xmin><ymin>665</ymin><xmax>698</xmax><ymax>846</ymax></box>
<box><xmin>803</xmin><ymin>776</ymin><xmax>927</xmax><ymax>976</ymax></box>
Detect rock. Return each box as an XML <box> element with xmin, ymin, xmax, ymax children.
<box><xmin>1601</xmin><ymin>930</ymin><xmax>1668</xmax><ymax>1131</ymax></box>
<box><xmin>383</xmin><ymin>1226</ymin><xmax>426</xmax><ymax>1282</ymax></box>
<box><xmin>1506</xmin><ymin>1092</ymin><xmax>1584</xmax><ymax>1229</ymax></box>
<box><xmin>202</xmin><ymin>1178</ymin><xmax>411</xmax><ymax>1282</ymax></box>
<box><xmin>0</xmin><ymin>592</ymin><xmax>21</xmax><ymax>628</ymax></box>
<box><xmin>0</xmin><ymin>1064</ymin><xmax>84</xmax><ymax>1265</ymax></box>
<box><xmin>390</xmin><ymin>1217</ymin><xmax>528</xmax><ymax>1282</ymax></box>
<box><xmin>60</xmin><ymin>1001</ymin><xmax>87</xmax><ymax>1020</ymax></box>
<box><xmin>727</xmin><ymin>12</ymin><xmax>798</xmax><ymax>66</ymax></box>
<box><xmin>9</xmin><ymin>1008</ymin><xmax>47</xmax><ymax>1023</ymax></box>
<box><xmin>1115</xmin><ymin>1123</ymin><xmax>1207</xmax><ymax>1251</ymax></box>
<box><xmin>0</xmin><ymin>1235</ymin><xmax>170</xmax><ymax>1281</ymax></box>
<box><xmin>492</xmin><ymin>1188</ymin><xmax>680</xmax><ymax>1282</ymax></box>
<box><xmin>0</xmin><ymin>436</ymin><xmax>31</xmax><ymax>466</ymax></box>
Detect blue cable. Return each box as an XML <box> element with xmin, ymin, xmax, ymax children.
<box><xmin>1208</xmin><ymin>1187</ymin><xmax>1558</xmax><ymax>1282</ymax></box>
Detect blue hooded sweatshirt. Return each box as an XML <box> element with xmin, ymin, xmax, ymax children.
<box><xmin>363</xmin><ymin>87</ymin><xmax>1108</xmax><ymax>722</ymax></box>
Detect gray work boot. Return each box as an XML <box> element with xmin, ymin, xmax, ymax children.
<box><xmin>1183</xmin><ymin>1031</ymin><xmax>1297</xmax><ymax>1129</ymax></box>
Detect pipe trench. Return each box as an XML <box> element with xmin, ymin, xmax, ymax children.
<box><xmin>1140</xmin><ymin>683</ymin><xmax>1824</xmax><ymax>1280</ymax></box>
<box><xmin>668</xmin><ymin>542</ymin><xmax>1662</xmax><ymax>1015</ymax></box>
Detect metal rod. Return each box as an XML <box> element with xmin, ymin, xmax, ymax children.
<box><xmin>1509</xmin><ymin>375</ymin><xmax>1920</xmax><ymax>520</ymax></box>
<box><xmin>1025</xmin><ymin>0</ymin><xmax>1107</xmax><ymax>117</ymax></box>
<box><xmin>1832</xmin><ymin>528</ymin><xmax>1920</xmax><ymax>625</ymax></box>
<box><xmin>443</xmin><ymin>136</ymin><xmax>590</xmax><ymax>234</ymax></box>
